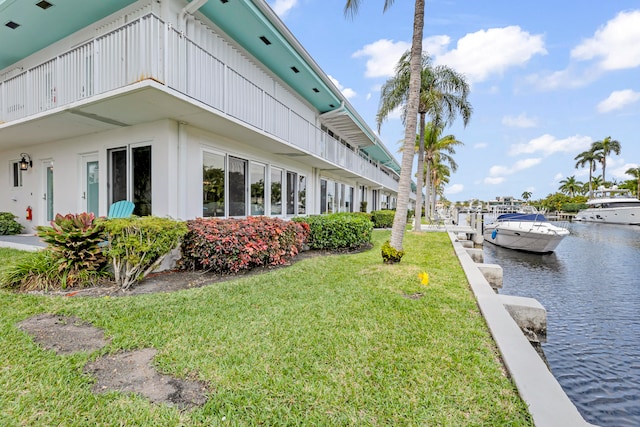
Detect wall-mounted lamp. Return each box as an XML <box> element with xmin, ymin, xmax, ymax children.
<box><xmin>19</xmin><ymin>153</ymin><xmax>32</xmax><ymax>171</ymax></box>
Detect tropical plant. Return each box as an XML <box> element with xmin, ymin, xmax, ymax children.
<box><xmin>101</xmin><ymin>216</ymin><xmax>188</xmax><ymax>290</ymax></box>
<box><xmin>521</xmin><ymin>191</ymin><xmax>532</xmax><ymax>203</ymax></box>
<box><xmin>35</xmin><ymin>212</ymin><xmax>107</xmax><ymax>288</ymax></box>
<box><xmin>0</xmin><ymin>212</ymin><xmax>22</xmax><ymax>235</ymax></box>
<box><xmin>381</xmin><ymin>240</ymin><xmax>405</xmax><ymax>263</ymax></box>
<box><xmin>345</xmin><ymin>0</ymin><xmax>425</xmax><ymax>256</ymax></box>
<box><xmin>592</xmin><ymin>136</ymin><xmax>621</xmax><ymax>184</ymax></box>
<box><xmin>376</xmin><ymin>51</ymin><xmax>471</xmax><ymax>231</ymax></box>
<box><xmin>558</xmin><ymin>176</ymin><xmax>583</xmax><ymax>197</ymax></box>
<box><xmin>574</xmin><ymin>146</ymin><xmax>603</xmax><ymax>198</ymax></box>
<box><xmin>625</xmin><ymin>166</ymin><xmax>640</xmax><ymax>198</ymax></box>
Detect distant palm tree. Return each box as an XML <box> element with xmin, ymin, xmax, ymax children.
<box><xmin>625</xmin><ymin>167</ymin><xmax>640</xmax><ymax>199</ymax></box>
<box><xmin>591</xmin><ymin>175</ymin><xmax>604</xmax><ymax>191</ymax></box>
<box><xmin>558</xmin><ymin>175</ymin><xmax>583</xmax><ymax>197</ymax></box>
<box><xmin>592</xmin><ymin>136</ymin><xmax>621</xmax><ymax>184</ymax></box>
<box><xmin>574</xmin><ymin>146</ymin><xmax>603</xmax><ymax>198</ymax></box>
<box><xmin>420</xmin><ymin>123</ymin><xmax>463</xmax><ymax>218</ymax></box>
<box><xmin>377</xmin><ymin>51</ymin><xmax>471</xmax><ymax>230</ymax></box>
<box><xmin>345</xmin><ymin>0</ymin><xmax>425</xmax><ymax>253</ymax></box>
<box><xmin>521</xmin><ymin>191</ymin><xmax>532</xmax><ymax>203</ymax></box>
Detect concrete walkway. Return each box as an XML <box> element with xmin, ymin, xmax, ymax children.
<box><xmin>449</xmin><ymin>232</ymin><xmax>597</xmax><ymax>426</ymax></box>
<box><xmin>0</xmin><ymin>234</ymin><xmax>46</xmax><ymax>251</ymax></box>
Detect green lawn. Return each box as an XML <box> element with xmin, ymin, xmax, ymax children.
<box><xmin>0</xmin><ymin>231</ymin><xmax>533</xmax><ymax>426</ymax></box>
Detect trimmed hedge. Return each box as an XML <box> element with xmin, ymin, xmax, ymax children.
<box><xmin>293</xmin><ymin>212</ymin><xmax>372</xmax><ymax>250</ymax></box>
<box><xmin>371</xmin><ymin>210</ymin><xmax>395</xmax><ymax>228</ymax></box>
<box><xmin>180</xmin><ymin>216</ymin><xmax>308</xmax><ymax>273</ymax></box>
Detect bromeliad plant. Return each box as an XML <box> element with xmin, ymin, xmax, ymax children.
<box><xmin>35</xmin><ymin>212</ymin><xmax>107</xmax><ymax>288</ymax></box>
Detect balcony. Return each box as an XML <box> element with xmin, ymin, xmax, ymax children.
<box><xmin>0</xmin><ymin>13</ymin><xmax>399</xmax><ymax>192</ymax></box>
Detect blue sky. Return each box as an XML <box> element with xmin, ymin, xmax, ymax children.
<box><xmin>266</xmin><ymin>0</ymin><xmax>640</xmax><ymax>203</ymax></box>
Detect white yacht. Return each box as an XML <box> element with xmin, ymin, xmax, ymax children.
<box><xmin>483</xmin><ymin>206</ymin><xmax>569</xmax><ymax>253</ymax></box>
<box><xmin>574</xmin><ymin>187</ymin><xmax>640</xmax><ymax>225</ymax></box>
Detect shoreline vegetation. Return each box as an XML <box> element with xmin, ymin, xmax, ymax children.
<box><xmin>0</xmin><ymin>230</ymin><xmax>533</xmax><ymax>425</ymax></box>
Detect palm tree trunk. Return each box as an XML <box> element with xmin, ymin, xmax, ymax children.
<box><xmin>424</xmin><ymin>157</ymin><xmax>431</xmax><ymax>220</ymax></box>
<box><xmin>389</xmin><ymin>0</ymin><xmax>425</xmax><ymax>251</ymax></box>
<box><xmin>413</xmin><ymin>113</ymin><xmax>426</xmax><ymax>231</ymax></box>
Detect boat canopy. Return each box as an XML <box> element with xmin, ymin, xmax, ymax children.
<box><xmin>496</xmin><ymin>213</ymin><xmax>547</xmax><ymax>222</ymax></box>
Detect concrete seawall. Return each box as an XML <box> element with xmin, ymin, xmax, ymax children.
<box><xmin>449</xmin><ymin>232</ymin><xmax>596</xmax><ymax>427</ymax></box>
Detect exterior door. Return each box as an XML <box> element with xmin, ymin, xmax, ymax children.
<box><xmin>42</xmin><ymin>160</ymin><xmax>54</xmax><ymax>223</ymax></box>
<box><xmin>82</xmin><ymin>154</ymin><xmax>99</xmax><ymax>216</ymax></box>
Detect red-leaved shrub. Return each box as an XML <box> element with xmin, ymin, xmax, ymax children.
<box><xmin>180</xmin><ymin>216</ymin><xmax>309</xmax><ymax>273</ymax></box>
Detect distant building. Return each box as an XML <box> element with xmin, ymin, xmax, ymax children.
<box><xmin>486</xmin><ymin>196</ymin><xmax>523</xmax><ymax>212</ymax></box>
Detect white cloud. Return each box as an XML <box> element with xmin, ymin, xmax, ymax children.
<box><xmin>597</xmin><ymin>89</ymin><xmax>640</xmax><ymax>113</ymax></box>
<box><xmin>268</xmin><ymin>0</ymin><xmax>298</xmax><ymax>17</ymax></box>
<box><xmin>571</xmin><ymin>10</ymin><xmax>640</xmax><ymax>71</ymax></box>
<box><xmin>502</xmin><ymin>113</ymin><xmax>537</xmax><ymax>128</ymax></box>
<box><xmin>488</xmin><ymin>158</ymin><xmax>542</xmax><ymax>177</ymax></box>
<box><xmin>613</xmin><ymin>162</ymin><xmax>640</xmax><ymax>180</ymax></box>
<box><xmin>525</xmin><ymin>67</ymin><xmax>600</xmax><ymax>91</ymax></box>
<box><xmin>484</xmin><ymin>158</ymin><xmax>541</xmax><ymax>185</ymax></box>
<box><xmin>484</xmin><ymin>176</ymin><xmax>505</xmax><ymax>185</ymax></box>
<box><xmin>433</xmin><ymin>26</ymin><xmax>547</xmax><ymax>82</ymax></box>
<box><xmin>474</xmin><ymin>142</ymin><xmax>488</xmax><ymax>149</ymax></box>
<box><xmin>328</xmin><ymin>75</ymin><xmax>356</xmax><ymax>99</ymax></box>
<box><xmin>352</xmin><ymin>39</ymin><xmax>410</xmax><ymax>78</ymax></box>
<box><xmin>553</xmin><ymin>173</ymin><xmax>563</xmax><ymax>181</ymax></box>
<box><xmin>508</xmin><ymin>134</ymin><xmax>591</xmax><ymax>156</ymax></box>
<box><xmin>423</xmin><ymin>35</ymin><xmax>451</xmax><ymax>57</ymax></box>
<box><xmin>446</xmin><ymin>184</ymin><xmax>464</xmax><ymax>195</ymax></box>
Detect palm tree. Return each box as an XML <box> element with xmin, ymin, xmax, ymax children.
<box><xmin>558</xmin><ymin>175</ymin><xmax>583</xmax><ymax>197</ymax></box>
<box><xmin>345</xmin><ymin>0</ymin><xmax>425</xmax><ymax>253</ymax></box>
<box><xmin>421</xmin><ymin>123</ymin><xmax>463</xmax><ymax>218</ymax></box>
<box><xmin>625</xmin><ymin>167</ymin><xmax>640</xmax><ymax>199</ymax></box>
<box><xmin>574</xmin><ymin>146</ymin><xmax>603</xmax><ymax>198</ymax></box>
<box><xmin>429</xmin><ymin>157</ymin><xmax>451</xmax><ymax>207</ymax></box>
<box><xmin>592</xmin><ymin>136</ymin><xmax>621</xmax><ymax>184</ymax></box>
<box><xmin>591</xmin><ymin>175</ymin><xmax>604</xmax><ymax>191</ymax></box>
<box><xmin>521</xmin><ymin>191</ymin><xmax>532</xmax><ymax>203</ymax></box>
<box><xmin>377</xmin><ymin>51</ymin><xmax>471</xmax><ymax>230</ymax></box>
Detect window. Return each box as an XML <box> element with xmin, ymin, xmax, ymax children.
<box><xmin>346</xmin><ymin>186</ymin><xmax>354</xmax><ymax>212</ymax></box>
<box><xmin>229</xmin><ymin>156</ymin><xmax>247</xmax><ymax>216</ymax></box>
<box><xmin>270</xmin><ymin>167</ymin><xmax>283</xmax><ymax>215</ymax></box>
<box><xmin>203</xmin><ymin>151</ymin><xmax>225</xmax><ymax>217</ymax></box>
<box><xmin>12</xmin><ymin>162</ymin><xmax>22</xmax><ymax>187</ymax></box>
<box><xmin>320</xmin><ymin>179</ymin><xmax>336</xmax><ymax>214</ymax></box>
<box><xmin>286</xmin><ymin>171</ymin><xmax>296</xmax><ymax>215</ymax></box>
<box><xmin>320</xmin><ymin>179</ymin><xmax>327</xmax><ymax>214</ymax></box>
<box><xmin>108</xmin><ymin>145</ymin><xmax>152</xmax><ymax>216</ymax></box>
<box><xmin>298</xmin><ymin>175</ymin><xmax>306</xmax><ymax>214</ymax></box>
<box><xmin>250</xmin><ymin>163</ymin><xmax>265</xmax><ymax>215</ymax></box>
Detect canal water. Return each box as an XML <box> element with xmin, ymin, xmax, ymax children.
<box><xmin>482</xmin><ymin>221</ymin><xmax>640</xmax><ymax>427</ymax></box>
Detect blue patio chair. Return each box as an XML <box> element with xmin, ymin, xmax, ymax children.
<box><xmin>108</xmin><ymin>200</ymin><xmax>135</xmax><ymax>219</ymax></box>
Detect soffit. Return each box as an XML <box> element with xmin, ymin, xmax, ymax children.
<box><xmin>0</xmin><ymin>0</ymin><xmax>138</xmax><ymax>70</ymax></box>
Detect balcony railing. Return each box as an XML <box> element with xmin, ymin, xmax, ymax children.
<box><xmin>0</xmin><ymin>13</ymin><xmax>398</xmax><ymax>191</ymax></box>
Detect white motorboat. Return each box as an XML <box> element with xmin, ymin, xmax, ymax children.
<box><xmin>483</xmin><ymin>206</ymin><xmax>569</xmax><ymax>253</ymax></box>
<box><xmin>574</xmin><ymin>187</ymin><xmax>640</xmax><ymax>225</ymax></box>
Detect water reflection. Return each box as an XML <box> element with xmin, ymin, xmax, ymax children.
<box><xmin>483</xmin><ymin>222</ymin><xmax>640</xmax><ymax>427</ymax></box>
